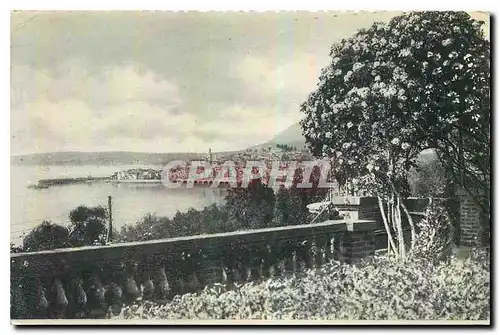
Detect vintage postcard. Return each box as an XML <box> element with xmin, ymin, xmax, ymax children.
<box><xmin>10</xmin><ymin>10</ymin><xmax>491</xmax><ymax>325</ymax></box>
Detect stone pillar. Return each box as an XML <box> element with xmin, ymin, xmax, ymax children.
<box><xmin>339</xmin><ymin>221</ymin><xmax>377</xmax><ymax>264</ymax></box>
<box><xmin>456</xmin><ymin>188</ymin><xmax>488</xmax><ymax>247</ymax></box>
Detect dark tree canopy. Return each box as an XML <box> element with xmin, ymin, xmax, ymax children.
<box><xmin>69</xmin><ymin>205</ymin><xmax>108</xmax><ymax>246</ymax></box>
<box><xmin>22</xmin><ymin>220</ymin><xmax>70</xmax><ymax>252</ymax></box>
<box><xmin>300</xmin><ymin>11</ymin><xmax>489</xmax><ymax>195</ymax></box>
<box><xmin>299</xmin><ymin>11</ymin><xmax>490</xmax><ymax>256</ymax></box>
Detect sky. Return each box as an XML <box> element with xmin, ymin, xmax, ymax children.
<box><xmin>10</xmin><ymin>11</ymin><xmax>489</xmax><ymax>155</ymax></box>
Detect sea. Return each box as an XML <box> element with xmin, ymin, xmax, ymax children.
<box><xmin>10</xmin><ymin>164</ymin><xmax>228</xmax><ymax>246</ymax></box>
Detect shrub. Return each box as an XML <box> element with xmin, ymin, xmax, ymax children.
<box><xmin>408</xmin><ymin>158</ymin><xmax>447</xmax><ymax>198</ymax></box>
<box><xmin>22</xmin><ymin>221</ymin><xmax>71</xmax><ymax>252</ymax></box>
<box><xmin>69</xmin><ymin>205</ymin><xmax>108</xmax><ymax>246</ymax></box>
<box><xmin>113</xmin><ymin>249</ymin><xmax>489</xmax><ymax>320</ymax></box>
<box><xmin>410</xmin><ymin>205</ymin><xmax>454</xmax><ymax>264</ymax></box>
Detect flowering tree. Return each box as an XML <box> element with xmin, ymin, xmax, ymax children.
<box><xmin>300</xmin><ymin>11</ymin><xmax>490</xmax><ymax>258</ymax></box>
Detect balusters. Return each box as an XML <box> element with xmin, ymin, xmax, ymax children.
<box><xmin>51</xmin><ymin>278</ymin><xmax>69</xmax><ymax>318</ymax></box>
<box><xmin>314</xmin><ymin>235</ymin><xmax>326</xmax><ymax>267</ymax></box>
<box><xmin>137</xmin><ymin>255</ymin><xmax>154</xmax><ymax>302</ymax></box>
<box><xmin>142</xmin><ymin>277</ymin><xmax>154</xmax><ymax>301</ymax></box>
<box><xmin>261</xmin><ymin>243</ymin><xmax>275</xmax><ymax>278</ymax></box>
<box><xmin>221</xmin><ymin>243</ymin><xmax>238</xmax><ymax>287</ymax></box>
<box><xmin>85</xmin><ymin>272</ymin><xmax>106</xmax><ymax>318</ymax></box>
<box><xmin>185</xmin><ymin>247</ymin><xmax>203</xmax><ymax>293</ymax></box>
<box><xmin>283</xmin><ymin>240</ymin><xmax>296</xmax><ymax>274</ymax></box>
<box><xmin>295</xmin><ymin>237</ymin><xmax>315</xmax><ymax>272</ymax></box>
<box><xmin>10</xmin><ymin>261</ymin><xmax>28</xmax><ymax>319</ymax></box>
<box><xmin>103</xmin><ymin>261</ymin><xmax>125</xmax><ymax>317</ymax></box>
<box><xmin>223</xmin><ymin>240</ymin><xmax>246</xmax><ymax>286</ymax></box>
<box><xmin>198</xmin><ymin>241</ymin><xmax>225</xmax><ymax>287</ymax></box>
<box><xmin>154</xmin><ymin>266</ymin><xmax>171</xmax><ymax>302</ymax></box>
<box><xmin>33</xmin><ymin>278</ymin><xmax>49</xmax><ymax>319</ymax></box>
<box><xmin>323</xmin><ymin>234</ymin><xmax>334</xmax><ymax>263</ymax></box>
<box><xmin>124</xmin><ymin>262</ymin><xmax>141</xmax><ymax>304</ymax></box>
<box><xmin>165</xmin><ymin>249</ymin><xmax>185</xmax><ymax>296</ymax></box>
<box><xmin>67</xmin><ymin>277</ymin><xmax>87</xmax><ymax>318</ymax></box>
<box><xmin>333</xmin><ymin>233</ymin><xmax>343</xmax><ymax>261</ymax></box>
<box><xmin>11</xmin><ymin>280</ymin><xmax>27</xmax><ymax>319</ymax></box>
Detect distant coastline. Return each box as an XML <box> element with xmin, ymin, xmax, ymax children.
<box><xmin>10</xmin><ymin>151</ymin><xmax>209</xmax><ymax>166</ymax></box>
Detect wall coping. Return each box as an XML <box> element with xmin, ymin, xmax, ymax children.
<box><xmin>11</xmin><ymin>219</ymin><xmax>377</xmax><ymax>262</ymax></box>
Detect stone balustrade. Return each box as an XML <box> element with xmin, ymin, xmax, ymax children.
<box><xmin>11</xmin><ymin>219</ymin><xmax>378</xmax><ymax>320</ymax></box>
<box><xmin>11</xmin><ymin>195</ymin><xmax>441</xmax><ymax>320</ymax></box>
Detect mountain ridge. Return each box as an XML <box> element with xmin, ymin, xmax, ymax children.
<box><xmin>11</xmin><ymin>123</ymin><xmax>307</xmax><ymax>166</ymax></box>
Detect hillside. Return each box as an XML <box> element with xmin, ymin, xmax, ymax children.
<box><xmin>11</xmin><ymin>123</ymin><xmax>438</xmax><ymax>166</ymax></box>
<box><xmin>10</xmin><ymin>151</ymin><xmax>207</xmax><ymax>166</ymax></box>
<box><xmin>11</xmin><ymin>123</ymin><xmax>307</xmax><ymax>166</ymax></box>
<box><xmin>253</xmin><ymin>123</ymin><xmax>306</xmax><ymax>150</ymax></box>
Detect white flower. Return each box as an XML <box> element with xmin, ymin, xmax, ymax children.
<box><xmin>398</xmin><ymin>48</ymin><xmax>412</xmax><ymax>57</ymax></box>
<box><xmin>427</xmin><ymin>51</ymin><xmax>434</xmax><ymax>58</ymax></box>
<box><xmin>379</xmin><ymin>38</ymin><xmax>387</xmax><ymax>46</ymax></box>
<box><xmin>415</xmin><ymin>41</ymin><xmax>423</xmax><ymax>49</ymax></box>
<box><xmin>401</xmin><ymin>142</ymin><xmax>411</xmax><ymax>150</ymax></box>
<box><xmin>449</xmin><ymin>51</ymin><xmax>459</xmax><ymax>59</ymax></box>
<box><xmin>352</xmin><ymin>62</ymin><xmax>365</xmax><ymax>72</ymax></box>
<box><xmin>375</xmin><ymin>75</ymin><xmax>381</xmax><ymax>82</ymax></box>
<box><xmin>453</xmin><ymin>26</ymin><xmax>461</xmax><ymax>33</ymax></box>
<box><xmin>344</xmin><ymin>71</ymin><xmax>353</xmax><ymax>82</ymax></box>
<box><xmin>373</xmin><ymin>61</ymin><xmax>380</xmax><ymax>68</ymax></box>
<box><xmin>443</xmin><ymin>60</ymin><xmax>450</xmax><ymax>66</ymax></box>
<box><xmin>464</xmin><ymin>54</ymin><xmax>472</xmax><ymax>60</ymax></box>
<box><xmin>442</xmin><ymin>38</ymin><xmax>453</xmax><ymax>47</ymax></box>
<box><xmin>325</xmin><ymin>131</ymin><xmax>332</xmax><ymax>139</ymax></box>
<box><xmin>432</xmin><ymin>67</ymin><xmax>443</xmax><ymax>75</ymax></box>
<box><xmin>357</xmin><ymin>87</ymin><xmax>370</xmax><ymax>99</ymax></box>
<box><xmin>398</xmin><ymin>88</ymin><xmax>406</xmax><ymax>96</ymax></box>
<box><xmin>366</xmin><ymin>164</ymin><xmax>374</xmax><ymax>172</ymax></box>
<box><xmin>332</xmin><ymin>57</ymin><xmax>341</xmax><ymax>65</ymax></box>
<box><xmin>334</xmin><ymin>69</ymin><xmax>342</xmax><ymax>76</ymax></box>
<box><xmin>342</xmin><ymin>142</ymin><xmax>351</xmax><ymax>149</ymax></box>
<box><xmin>347</xmin><ymin>122</ymin><xmax>353</xmax><ymax>129</ymax></box>
<box><xmin>391</xmin><ymin>138</ymin><xmax>400</xmax><ymax>146</ymax></box>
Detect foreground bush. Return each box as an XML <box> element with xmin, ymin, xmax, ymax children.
<box><xmin>113</xmin><ymin>248</ymin><xmax>489</xmax><ymax>320</ymax></box>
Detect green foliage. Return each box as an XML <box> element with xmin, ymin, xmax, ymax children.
<box><xmin>225</xmin><ymin>180</ymin><xmax>276</xmax><ymax>230</ymax></box>
<box><xmin>114</xmin><ymin>250</ymin><xmax>490</xmax><ymax>320</ymax></box>
<box><xmin>300</xmin><ymin>11</ymin><xmax>489</xmax><ymax>178</ymax></box>
<box><xmin>22</xmin><ymin>220</ymin><xmax>71</xmax><ymax>252</ymax></box>
<box><xmin>410</xmin><ymin>205</ymin><xmax>454</xmax><ymax>264</ymax></box>
<box><xmin>16</xmin><ymin>205</ymin><xmax>109</xmax><ymax>252</ymax></box>
<box><xmin>276</xmin><ymin>144</ymin><xmax>297</xmax><ymax>152</ymax></box>
<box><xmin>69</xmin><ymin>205</ymin><xmax>108</xmax><ymax>246</ymax></box>
<box><xmin>273</xmin><ymin>186</ymin><xmax>309</xmax><ymax>227</ymax></box>
<box><xmin>117</xmin><ymin>204</ymin><xmax>229</xmax><ymax>242</ymax></box>
<box><xmin>409</xmin><ymin>157</ymin><xmax>447</xmax><ymax>197</ymax></box>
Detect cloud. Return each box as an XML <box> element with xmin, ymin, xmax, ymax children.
<box><xmin>11</xmin><ymin>11</ymin><xmax>412</xmax><ymax>154</ymax></box>
<box><xmin>10</xmin><ymin>64</ymin><xmax>293</xmax><ymax>154</ymax></box>
<box><xmin>232</xmin><ymin>52</ymin><xmax>329</xmax><ymax>101</ymax></box>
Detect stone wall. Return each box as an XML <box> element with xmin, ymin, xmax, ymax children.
<box><xmin>456</xmin><ymin>188</ymin><xmax>488</xmax><ymax>247</ymax></box>
<box><xmin>11</xmin><ymin>219</ymin><xmax>377</xmax><ymax>320</ymax></box>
